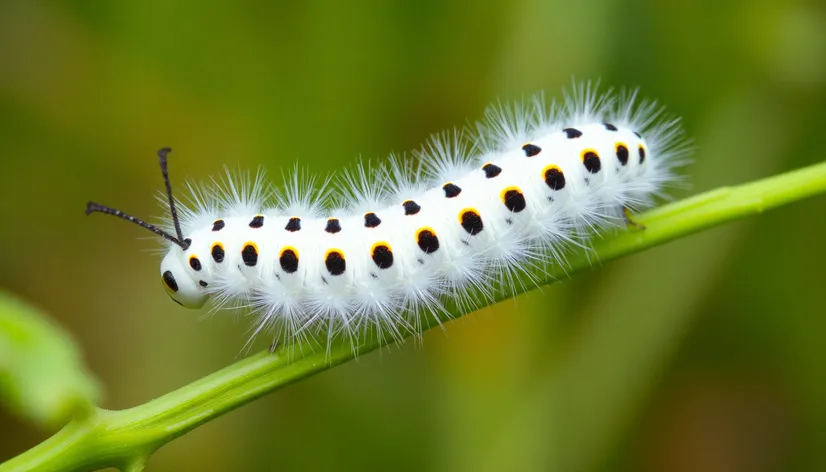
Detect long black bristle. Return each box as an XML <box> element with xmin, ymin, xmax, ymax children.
<box><xmin>85</xmin><ymin>201</ymin><xmax>188</xmax><ymax>249</ymax></box>
<box><xmin>85</xmin><ymin>147</ymin><xmax>190</xmax><ymax>251</ymax></box>
<box><xmin>157</xmin><ymin>147</ymin><xmax>188</xmax><ymax>249</ymax></box>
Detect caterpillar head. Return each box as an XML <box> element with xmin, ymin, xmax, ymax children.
<box><xmin>87</xmin><ymin>147</ymin><xmax>208</xmax><ymax>309</ymax></box>
<box><xmin>160</xmin><ymin>251</ymin><xmax>208</xmax><ymax>308</ymax></box>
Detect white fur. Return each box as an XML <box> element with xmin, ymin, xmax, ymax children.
<box><xmin>155</xmin><ymin>82</ymin><xmax>691</xmax><ymax>352</ymax></box>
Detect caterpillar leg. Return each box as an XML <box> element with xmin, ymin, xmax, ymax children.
<box><xmin>623</xmin><ymin>207</ymin><xmax>646</xmax><ymax>230</ymax></box>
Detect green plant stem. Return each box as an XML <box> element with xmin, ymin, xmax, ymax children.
<box><xmin>4</xmin><ymin>161</ymin><xmax>826</xmax><ymax>472</ymax></box>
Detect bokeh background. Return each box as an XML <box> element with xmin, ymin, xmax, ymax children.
<box><xmin>2</xmin><ymin>1</ymin><xmax>826</xmax><ymax>471</ymax></box>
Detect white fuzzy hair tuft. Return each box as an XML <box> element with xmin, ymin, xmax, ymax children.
<box><xmin>136</xmin><ymin>81</ymin><xmax>692</xmax><ymax>356</ymax></box>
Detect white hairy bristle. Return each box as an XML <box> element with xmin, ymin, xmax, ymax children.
<box><xmin>100</xmin><ymin>82</ymin><xmax>691</xmax><ymax>353</ymax></box>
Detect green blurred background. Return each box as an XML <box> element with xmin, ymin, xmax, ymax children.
<box><xmin>1</xmin><ymin>1</ymin><xmax>825</xmax><ymax>471</ymax></box>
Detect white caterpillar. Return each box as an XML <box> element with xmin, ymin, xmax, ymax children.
<box><xmin>87</xmin><ymin>83</ymin><xmax>690</xmax><ymax>350</ymax></box>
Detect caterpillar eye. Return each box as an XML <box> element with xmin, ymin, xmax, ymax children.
<box><xmin>162</xmin><ymin>270</ymin><xmax>179</xmax><ymax>292</ymax></box>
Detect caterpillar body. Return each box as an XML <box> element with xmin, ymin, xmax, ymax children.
<box><xmin>87</xmin><ymin>83</ymin><xmax>690</xmax><ymax>351</ymax></box>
